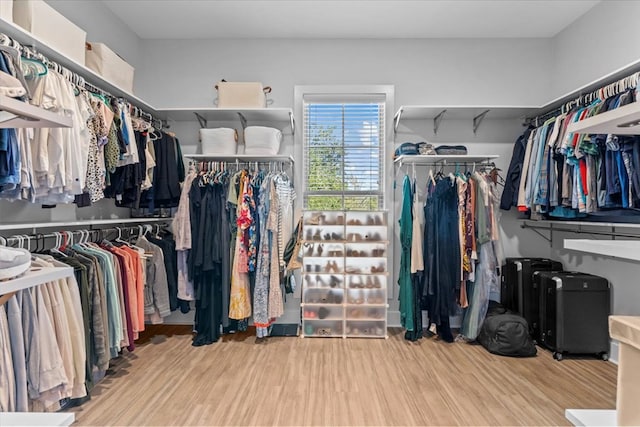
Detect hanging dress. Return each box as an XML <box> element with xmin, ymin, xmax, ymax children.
<box><xmin>398</xmin><ymin>175</ymin><xmax>414</xmax><ymax>331</ymax></box>
<box><xmin>229</xmin><ymin>173</ymin><xmax>253</xmax><ymax>320</ymax></box>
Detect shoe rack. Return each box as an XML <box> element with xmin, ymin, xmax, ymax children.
<box><xmin>301</xmin><ymin>210</ymin><xmax>388</xmax><ymax>339</ymax></box>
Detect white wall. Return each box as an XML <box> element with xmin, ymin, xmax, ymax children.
<box><xmin>136</xmin><ymin>38</ymin><xmax>553</xmax><ymax>108</ymax></box>
<box><xmin>551</xmin><ymin>0</ymin><xmax>640</xmax><ymax>97</ymax></box>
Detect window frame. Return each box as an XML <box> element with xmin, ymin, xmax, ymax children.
<box><xmin>294</xmin><ymin>85</ymin><xmax>394</xmax><ymax>212</ymax></box>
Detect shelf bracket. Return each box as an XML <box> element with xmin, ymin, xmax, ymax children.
<box><xmin>473</xmin><ymin>109</ymin><xmax>490</xmax><ymax>135</ymax></box>
<box><xmin>434</xmin><ymin>109</ymin><xmax>447</xmax><ymax>135</ymax></box>
<box><xmin>394</xmin><ymin>107</ymin><xmax>404</xmax><ymax>133</ymax></box>
<box><xmin>237</xmin><ymin>112</ymin><xmax>248</xmax><ymax>129</ymax></box>
<box><xmin>194</xmin><ymin>112</ymin><xmax>207</xmax><ymax>129</ymax></box>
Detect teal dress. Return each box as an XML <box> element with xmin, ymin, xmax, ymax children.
<box><xmin>398</xmin><ymin>176</ymin><xmax>414</xmax><ymax>331</ymax></box>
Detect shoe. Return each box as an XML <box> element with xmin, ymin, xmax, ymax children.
<box><xmin>373</xmin><ymin>276</ymin><xmax>382</xmax><ymax>288</ymax></box>
<box><xmin>317</xmin><ymin>244</ymin><xmax>324</xmax><ymax>256</ymax></box>
<box><xmin>366</xmin><ymin>215</ymin><xmax>375</xmax><ymax>225</ymax></box>
<box><xmin>323</xmin><ymin>233</ymin><xmax>331</xmax><ymax>240</ymax></box>
<box><xmin>305</xmin><ymin>244</ymin><xmax>314</xmax><ymax>257</ymax></box>
<box><xmin>0</xmin><ymin>247</ymin><xmax>31</xmax><ymax>280</ymax></box>
<box><xmin>318</xmin><ymin>307</ymin><xmax>330</xmax><ymax>319</ymax></box>
<box><xmin>313</xmin><ymin>230</ymin><xmax>322</xmax><ymax>240</ymax></box>
<box><xmin>0</xmin><ymin>70</ymin><xmax>27</xmax><ymax>98</ymax></box>
<box><xmin>365</xmin><ymin>276</ymin><xmax>374</xmax><ymax>288</ymax></box>
<box><xmin>316</xmin><ymin>275</ymin><xmax>326</xmax><ymax>287</ymax></box>
<box><xmin>330</xmin><ymin>275</ymin><xmax>341</xmax><ymax>288</ymax></box>
<box><xmin>331</xmin><ymin>232</ymin><xmax>342</xmax><ymax>240</ymax></box>
<box><xmin>336</xmin><ymin>215</ymin><xmax>344</xmax><ymax>225</ymax></box>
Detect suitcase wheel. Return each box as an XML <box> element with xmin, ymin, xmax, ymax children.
<box><xmin>601</xmin><ymin>353</ymin><xmax>609</xmax><ymax>361</ymax></box>
<box><xmin>553</xmin><ymin>352</ymin><xmax>563</xmax><ymax>361</ymax></box>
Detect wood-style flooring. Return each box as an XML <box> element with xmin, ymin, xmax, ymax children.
<box><xmin>70</xmin><ymin>326</ymin><xmax>617</xmax><ymax>426</ymax></box>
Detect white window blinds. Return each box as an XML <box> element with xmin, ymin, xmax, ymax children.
<box><xmin>303</xmin><ymin>95</ymin><xmax>385</xmax><ymax>211</ymax></box>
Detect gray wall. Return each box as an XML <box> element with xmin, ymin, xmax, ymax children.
<box><xmin>551</xmin><ymin>0</ymin><xmax>640</xmax><ymax>97</ymax></box>
<box><xmin>45</xmin><ymin>1</ymin><xmax>143</xmax><ymax>76</ymax></box>
<box><xmin>135</xmin><ymin>38</ymin><xmax>552</xmax><ymax>108</ymax></box>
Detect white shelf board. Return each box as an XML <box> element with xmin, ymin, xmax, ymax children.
<box><xmin>0</xmin><ymin>412</ymin><xmax>74</xmax><ymax>426</ymax></box>
<box><xmin>0</xmin><ymin>95</ymin><xmax>71</xmax><ymax>128</ymax></box>
<box><xmin>0</xmin><ymin>217</ymin><xmax>172</xmax><ymax>231</ymax></box>
<box><xmin>521</xmin><ymin>219</ymin><xmax>640</xmax><ymax>230</ymax></box>
<box><xmin>394</xmin><ymin>105</ymin><xmax>538</xmax><ymax>121</ymax></box>
<box><xmin>0</xmin><ymin>266</ymin><xmax>74</xmax><ymax>295</ymax></box>
<box><xmin>394</xmin><ymin>154</ymin><xmax>499</xmax><ymax>165</ymax></box>
<box><xmin>185</xmin><ymin>154</ymin><xmax>294</xmax><ymax>163</ymax></box>
<box><xmin>564</xmin><ymin>239</ymin><xmax>640</xmax><ymax>261</ymax></box>
<box><xmin>157</xmin><ymin>107</ymin><xmax>293</xmax><ymax>123</ymax></box>
<box><xmin>565</xmin><ymin>409</ymin><xmax>616</xmax><ymax>427</ymax></box>
<box><xmin>567</xmin><ymin>101</ymin><xmax>640</xmax><ymax>135</ymax></box>
<box><xmin>0</xmin><ymin>18</ymin><xmax>156</xmax><ymax>114</ymax></box>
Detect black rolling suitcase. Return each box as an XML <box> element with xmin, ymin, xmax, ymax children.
<box><xmin>536</xmin><ymin>271</ymin><xmax>610</xmax><ymax>361</ymax></box>
<box><xmin>501</xmin><ymin>258</ymin><xmax>563</xmax><ymax>340</ymax></box>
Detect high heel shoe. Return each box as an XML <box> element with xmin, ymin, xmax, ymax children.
<box><xmin>317</xmin><ymin>244</ymin><xmax>324</xmax><ymax>256</ymax></box>
<box><xmin>316</xmin><ymin>275</ymin><xmax>326</xmax><ymax>287</ymax></box>
<box><xmin>305</xmin><ymin>244</ymin><xmax>314</xmax><ymax>257</ymax></box>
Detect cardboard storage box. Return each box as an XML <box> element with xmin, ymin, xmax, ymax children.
<box><xmin>13</xmin><ymin>0</ymin><xmax>86</xmax><ymax>65</ymax></box>
<box><xmin>0</xmin><ymin>0</ymin><xmax>13</xmax><ymax>22</ymax></box>
<box><xmin>85</xmin><ymin>42</ymin><xmax>135</xmax><ymax>93</ymax></box>
<box><xmin>609</xmin><ymin>316</ymin><xmax>640</xmax><ymax>426</ymax></box>
<box><xmin>216</xmin><ymin>82</ymin><xmax>271</xmax><ymax>108</ymax></box>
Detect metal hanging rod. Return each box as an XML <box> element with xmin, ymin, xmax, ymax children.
<box><xmin>0</xmin><ymin>223</ymin><xmax>168</xmax><ymax>249</ymax></box>
<box><xmin>527</xmin><ymin>70</ymin><xmax>640</xmax><ymax>126</ymax></box>
<box><xmin>520</xmin><ymin>221</ymin><xmax>640</xmax><ymax>241</ymax></box>
<box><xmin>0</xmin><ymin>32</ymin><xmax>161</xmax><ymax>126</ymax></box>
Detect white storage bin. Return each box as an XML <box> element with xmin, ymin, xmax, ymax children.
<box><xmin>243</xmin><ymin>126</ymin><xmax>282</xmax><ymax>155</ymax></box>
<box><xmin>200</xmin><ymin>128</ymin><xmax>237</xmax><ymax>155</ymax></box>
<box><xmin>0</xmin><ymin>0</ymin><xmax>13</xmax><ymax>22</ymax></box>
<box><xmin>85</xmin><ymin>42</ymin><xmax>135</xmax><ymax>93</ymax></box>
<box><xmin>13</xmin><ymin>0</ymin><xmax>86</xmax><ymax>65</ymax></box>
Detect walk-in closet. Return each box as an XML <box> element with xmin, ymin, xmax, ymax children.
<box><xmin>1</xmin><ymin>1</ymin><xmax>640</xmax><ymax>426</ymax></box>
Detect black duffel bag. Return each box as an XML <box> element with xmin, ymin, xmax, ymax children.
<box><xmin>477</xmin><ymin>301</ymin><xmax>537</xmax><ymax>357</ymax></box>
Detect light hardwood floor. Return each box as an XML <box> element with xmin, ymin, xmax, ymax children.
<box><xmin>70</xmin><ymin>326</ymin><xmax>617</xmax><ymax>426</ymax></box>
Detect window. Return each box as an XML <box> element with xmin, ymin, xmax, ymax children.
<box><xmin>303</xmin><ymin>94</ymin><xmax>386</xmax><ymax>211</ymax></box>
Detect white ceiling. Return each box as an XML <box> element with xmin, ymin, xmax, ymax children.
<box><xmin>102</xmin><ymin>0</ymin><xmax>600</xmax><ymax>40</ymax></box>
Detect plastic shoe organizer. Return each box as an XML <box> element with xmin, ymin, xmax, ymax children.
<box><xmin>300</xmin><ymin>210</ymin><xmax>389</xmax><ymax>339</ymax></box>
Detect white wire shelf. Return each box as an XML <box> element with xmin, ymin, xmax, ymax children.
<box><xmin>185</xmin><ymin>154</ymin><xmax>294</xmax><ymax>164</ymax></box>
<box><xmin>0</xmin><ymin>218</ymin><xmax>172</xmax><ymax>232</ymax></box>
<box><xmin>394</xmin><ymin>154</ymin><xmax>499</xmax><ymax>165</ymax></box>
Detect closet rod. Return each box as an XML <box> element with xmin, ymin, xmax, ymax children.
<box><xmin>0</xmin><ymin>32</ymin><xmax>162</xmax><ymax>127</ymax></box>
<box><xmin>520</xmin><ymin>222</ymin><xmax>640</xmax><ymax>240</ymax></box>
<box><xmin>1</xmin><ymin>223</ymin><xmax>167</xmax><ymax>248</ymax></box>
<box><xmin>527</xmin><ymin>70</ymin><xmax>640</xmax><ymax>125</ymax></box>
